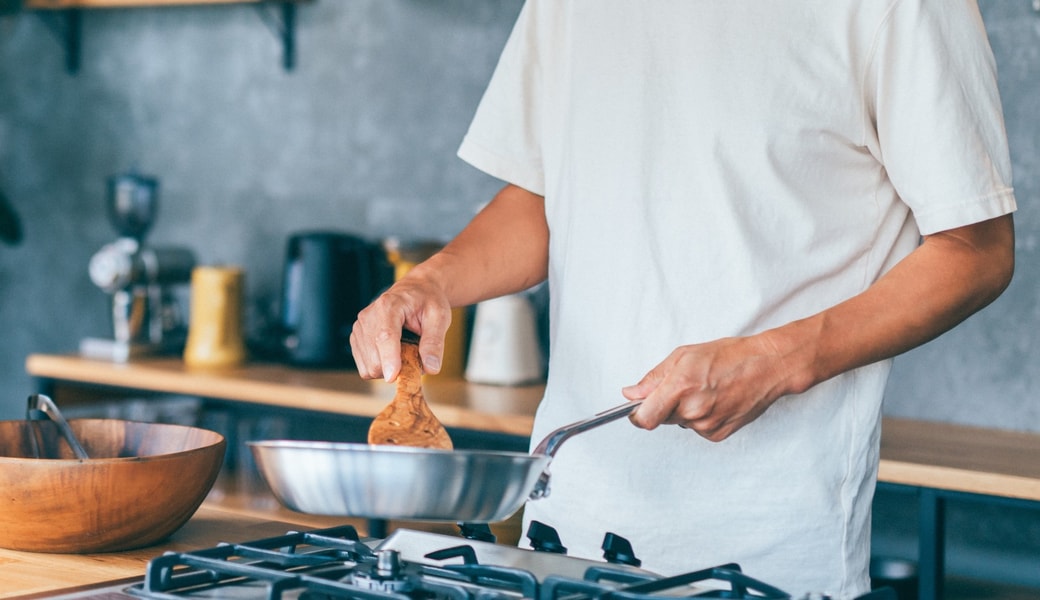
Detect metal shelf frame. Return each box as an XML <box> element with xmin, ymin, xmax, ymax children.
<box><xmin>31</xmin><ymin>1</ymin><xmax>300</xmax><ymax>75</ymax></box>
<box><xmin>876</xmin><ymin>481</ymin><xmax>1040</xmax><ymax>600</ymax></box>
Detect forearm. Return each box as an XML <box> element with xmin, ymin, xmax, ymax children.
<box><xmin>409</xmin><ymin>183</ymin><xmax>549</xmax><ymax>307</ymax></box>
<box><xmin>767</xmin><ymin>214</ymin><xmax>1015</xmax><ymax>396</ymax></box>
<box><xmin>351</xmin><ymin>184</ymin><xmax>547</xmax><ymax>380</ymax></box>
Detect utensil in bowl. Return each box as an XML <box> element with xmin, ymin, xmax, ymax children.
<box><xmin>249</xmin><ymin>400</ymin><xmax>641</xmax><ymax>522</ymax></box>
<box><xmin>26</xmin><ymin>394</ymin><xmax>89</xmax><ymax>459</ymax></box>
<box><xmin>0</xmin><ymin>418</ymin><xmax>226</xmax><ymax>553</ymax></box>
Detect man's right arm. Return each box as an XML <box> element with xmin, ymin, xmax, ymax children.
<box><xmin>350</xmin><ymin>184</ymin><xmax>548</xmax><ymax>381</ymax></box>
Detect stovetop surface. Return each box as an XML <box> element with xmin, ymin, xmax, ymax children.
<box><xmin>35</xmin><ymin>523</ymin><xmax>892</xmax><ymax>600</ymax></box>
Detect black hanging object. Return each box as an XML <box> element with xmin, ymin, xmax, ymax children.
<box><xmin>0</xmin><ymin>187</ymin><xmax>22</xmax><ymax>245</ymax></box>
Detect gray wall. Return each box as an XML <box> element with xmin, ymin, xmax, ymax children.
<box><xmin>0</xmin><ymin>0</ymin><xmax>521</xmax><ymax>399</ymax></box>
<box><xmin>1</xmin><ymin>0</ymin><xmax>1038</xmax><ymax>587</ymax></box>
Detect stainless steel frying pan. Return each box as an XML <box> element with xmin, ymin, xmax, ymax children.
<box><xmin>248</xmin><ymin>400</ymin><xmax>641</xmax><ymax>522</ymax></box>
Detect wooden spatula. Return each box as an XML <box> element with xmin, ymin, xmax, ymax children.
<box><xmin>367</xmin><ymin>331</ymin><xmax>454</xmax><ymax>449</ymax></box>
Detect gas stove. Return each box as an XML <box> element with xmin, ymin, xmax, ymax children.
<box><xmin>41</xmin><ymin>522</ymin><xmax>893</xmax><ymax>600</ymax></box>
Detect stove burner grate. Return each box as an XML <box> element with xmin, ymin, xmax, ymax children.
<box><xmin>119</xmin><ymin>524</ymin><xmax>894</xmax><ymax>600</ymax></box>
<box><xmin>126</xmin><ymin>525</ymin><xmax>543</xmax><ymax>600</ymax></box>
<box><xmin>542</xmin><ymin>564</ymin><xmax>788</xmax><ymax>600</ymax></box>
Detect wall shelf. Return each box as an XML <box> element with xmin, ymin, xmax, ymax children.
<box><xmin>25</xmin><ymin>0</ymin><xmax>304</xmax><ymax>74</ymax></box>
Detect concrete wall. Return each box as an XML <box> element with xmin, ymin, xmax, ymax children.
<box><xmin>0</xmin><ymin>0</ymin><xmax>1038</xmax><ymax>587</ymax></box>
<box><xmin>0</xmin><ymin>0</ymin><xmax>520</xmax><ymax>394</ymax></box>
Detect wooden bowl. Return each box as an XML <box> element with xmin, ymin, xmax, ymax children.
<box><xmin>0</xmin><ymin>418</ymin><xmax>226</xmax><ymax>553</ymax></box>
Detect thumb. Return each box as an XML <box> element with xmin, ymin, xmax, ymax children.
<box><xmin>412</xmin><ymin>314</ymin><xmax>451</xmax><ymax>376</ymax></box>
<box><xmin>622</xmin><ymin>370</ymin><xmax>662</xmax><ymax>401</ymax></box>
<box><xmin>418</xmin><ymin>341</ymin><xmax>443</xmax><ymax>374</ymax></box>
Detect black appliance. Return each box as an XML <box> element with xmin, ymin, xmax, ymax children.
<box><xmin>278</xmin><ymin>231</ymin><xmax>394</xmax><ymax>367</ymax></box>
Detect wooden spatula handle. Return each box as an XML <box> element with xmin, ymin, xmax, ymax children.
<box><xmin>397</xmin><ymin>340</ymin><xmax>423</xmax><ymax>398</ymax></box>
<box><xmin>367</xmin><ymin>333</ymin><xmax>454</xmax><ymax>449</ymax></box>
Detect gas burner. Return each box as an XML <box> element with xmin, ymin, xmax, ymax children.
<box><xmin>348</xmin><ymin>551</ymin><xmax>414</xmax><ymax>593</ymax></box>
<box><xmin>96</xmin><ymin>522</ymin><xmax>895</xmax><ymax>600</ymax></box>
<box><xmin>126</xmin><ymin>525</ymin><xmax>372</xmax><ymax>600</ymax></box>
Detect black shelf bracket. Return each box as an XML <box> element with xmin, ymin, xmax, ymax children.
<box><xmin>35</xmin><ymin>8</ymin><xmax>81</xmax><ymax>74</ymax></box>
<box><xmin>33</xmin><ymin>1</ymin><xmax>301</xmax><ymax>75</ymax></box>
<box><xmin>255</xmin><ymin>2</ymin><xmax>297</xmax><ymax>72</ymax></box>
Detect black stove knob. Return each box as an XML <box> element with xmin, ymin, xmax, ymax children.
<box><xmin>526</xmin><ymin>520</ymin><xmax>568</xmax><ymax>554</ymax></box>
<box><xmin>458</xmin><ymin>522</ymin><xmax>497</xmax><ymax>543</ymax></box>
<box><xmin>601</xmin><ymin>532</ymin><xmax>641</xmax><ymax>566</ymax></box>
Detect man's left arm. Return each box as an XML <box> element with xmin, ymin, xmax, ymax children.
<box><xmin>794</xmin><ymin>214</ymin><xmax>1015</xmax><ymax>387</ymax></box>
<box><xmin>626</xmin><ymin>214</ymin><xmax>1015</xmax><ymax>441</ymax></box>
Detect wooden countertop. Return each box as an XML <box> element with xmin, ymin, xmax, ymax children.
<box><xmin>878</xmin><ymin>417</ymin><xmax>1040</xmax><ymax>501</ymax></box>
<box><xmin>0</xmin><ymin>497</ymin><xmax>347</xmax><ymax>598</ymax></box>
<box><xmin>11</xmin><ymin>354</ymin><xmax>1040</xmax><ymax>597</ymax></box>
<box><xmin>25</xmin><ymin>354</ymin><xmax>1040</xmax><ymax>502</ymax></box>
<box><xmin>26</xmin><ymin>354</ymin><xmax>543</xmax><ymax>438</ymax></box>
<box><xmin>0</xmin><ymin>476</ymin><xmax>475</xmax><ymax>599</ymax></box>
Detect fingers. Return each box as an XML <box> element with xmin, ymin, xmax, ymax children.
<box><xmin>415</xmin><ymin>310</ymin><xmax>451</xmax><ymax>375</ymax></box>
<box><xmin>627</xmin><ymin>373</ymin><xmax>704</xmax><ymax>431</ymax></box>
<box><xmin>623</xmin><ymin>367</ymin><xmax>684</xmax><ymax>431</ymax></box>
<box><xmin>349</xmin><ymin>281</ymin><xmax>454</xmax><ymax>382</ymax></box>
<box><xmin>621</xmin><ymin>348</ymin><xmax>736</xmax><ymax>442</ymax></box>
<box><xmin>638</xmin><ymin>378</ymin><xmax>737</xmax><ymax>443</ymax></box>
<box><xmin>350</xmin><ymin>317</ymin><xmax>404</xmax><ymax>381</ymax></box>
<box><xmin>630</xmin><ymin>381</ymin><xmax>731</xmax><ymax>441</ymax></box>
<box><xmin>621</xmin><ymin>377</ymin><xmax>654</xmax><ymax>402</ymax></box>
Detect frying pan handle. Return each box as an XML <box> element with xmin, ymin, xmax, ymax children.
<box><xmin>527</xmin><ymin>400</ymin><xmax>642</xmax><ymax>501</ymax></box>
<box><xmin>531</xmin><ymin>400</ymin><xmax>642</xmax><ymax>458</ymax></box>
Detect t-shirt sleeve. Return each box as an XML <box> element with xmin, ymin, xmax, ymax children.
<box><xmin>868</xmin><ymin>0</ymin><xmax>1016</xmax><ymax>235</ymax></box>
<box><xmin>457</xmin><ymin>2</ymin><xmax>546</xmax><ymax>196</ymax></box>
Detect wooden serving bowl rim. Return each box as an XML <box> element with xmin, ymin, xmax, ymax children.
<box><xmin>0</xmin><ymin>418</ymin><xmax>226</xmax><ymax>462</ymax></box>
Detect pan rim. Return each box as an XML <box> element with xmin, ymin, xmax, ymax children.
<box><xmin>247</xmin><ymin>439</ymin><xmax>544</xmax><ymax>461</ymax></box>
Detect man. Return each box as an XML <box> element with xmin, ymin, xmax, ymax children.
<box><xmin>351</xmin><ymin>1</ymin><xmax>1016</xmax><ymax>596</ymax></box>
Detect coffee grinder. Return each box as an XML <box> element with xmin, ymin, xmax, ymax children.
<box><xmin>80</xmin><ymin>172</ymin><xmax>196</xmax><ymax>362</ymax></box>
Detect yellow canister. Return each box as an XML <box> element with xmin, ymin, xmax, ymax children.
<box><xmin>439</xmin><ymin>306</ymin><xmax>469</xmax><ymax>379</ymax></box>
<box><xmin>387</xmin><ymin>241</ymin><xmax>467</xmax><ymax>379</ymax></box>
<box><xmin>184</xmin><ymin>266</ymin><xmax>246</xmax><ymax>369</ymax></box>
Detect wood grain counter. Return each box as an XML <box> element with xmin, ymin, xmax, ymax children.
<box><xmin>879</xmin><ymin>416</ymin><xmax>1040</xmax><ymax>502</ymax></box>
<box><xmin>0</xmin><ymin>500</ymin><xmax>346</xmax><ymax>598</ymax></box>
<box><xmin>24</xmin><ymin>354</ymin><xmax>1040</xmax><ymax>499</ymax></box>
<box><xmin>0</xmin><ymin>476</ymin><xmax>474</xmax><ymax>599</ymax></box>
<box><xmin>26</xmin><ymin>354</ymin><xmax>543</xmax><ymax>438</ymax></box>
<box><xmin>24</xmin><ymin>355</ymin><xmax>1040</xmax><ymax>494</ymax></box>
<box><xmin>19</xmin><ymin>354</ymin><xmax>1040</xmax><ymax>600</ymax></box>
<box><xmin>876</xmin><ymin>418</ymin><xmax>1040</xmax><ymax>600</ymax></box>
<box><xmin>26</xmin><ymin>353</ymin><xmax>1040</xmax><ymax>499</ymax></box>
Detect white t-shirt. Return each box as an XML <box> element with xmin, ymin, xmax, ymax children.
<box><xmin>457</xmin><ymin>1</ymin><xmax>1016</xmax><ymax>597</ymax></box>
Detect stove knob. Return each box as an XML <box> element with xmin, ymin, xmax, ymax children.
<box><xmin>601</xmin><ymin>532</ymin><xmax>641</xmax><ymax>567</ymax></box>
<box><xmin>458</xmin><ymin>522</ymin><xmax>497</xmax><ymax>543</ymax></box>
<box><xmin>526</xmin><ymin>520</ymin><xmax>568</xmax><ymax>554</ymax></box>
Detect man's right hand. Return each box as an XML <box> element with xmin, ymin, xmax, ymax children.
<box><xmin>349</xmin><ymin>272</ymin><xmax>454</xmax><ymax>382</ymax></box>
<box><xmin>351</xmin><ymin>184</ymin><xmax>551</xmax><ymax>382</ymax></box>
